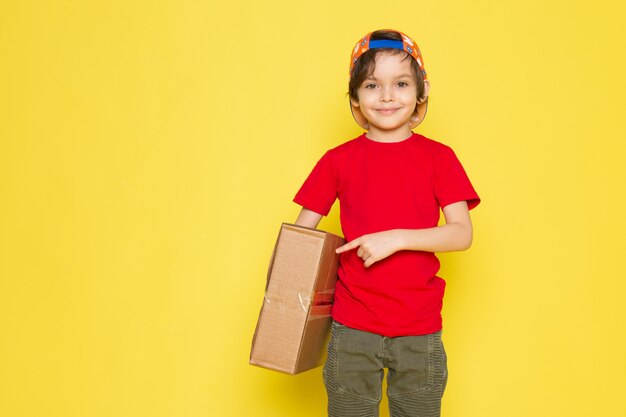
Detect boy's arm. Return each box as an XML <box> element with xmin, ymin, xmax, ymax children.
<box><xmin>399</xmin><ymin>200</ymin><xmax>473</xmax><ymax>253</ymax></box>
<box><xmin>294</xmin><ymin>207</ymin><xmax>323</xmax><ymax>229</ymax></box>
<box><xmin>336</xmin><ymin>201</ymin><xmax>473</xmax><ymax>267</ymax></box>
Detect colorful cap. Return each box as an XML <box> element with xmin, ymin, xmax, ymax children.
<box><xmin>349</xmin><ymin>30</ymin><xmax>427</xmax><ymax>80</ymax></box>
<box><xmin>349</xmin><ymin>30</ymin><xmax>429</xmax><ymax>130</ymax></box>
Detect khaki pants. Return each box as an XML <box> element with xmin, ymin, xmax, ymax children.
<box><xmin>323</xmin><ymin>320</ymin><xmax>448</xmax><ymax>417</ymax></box>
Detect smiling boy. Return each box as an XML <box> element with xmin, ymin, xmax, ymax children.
<box><xmin>292</xmin><ymin>29</ymin><xmax>481</xmax><ymax>417</ymax></box>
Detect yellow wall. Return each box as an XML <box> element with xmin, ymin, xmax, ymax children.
<box><xmin>1</xmin><ymin>1</ymin><xmax>625</xmax><ymax>416</ymax></box>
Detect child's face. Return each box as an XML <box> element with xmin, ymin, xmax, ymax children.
<box><xmin>351</xmin><ymin>52</ymin><xmax>420</xmax><ymax>140</ymax></box>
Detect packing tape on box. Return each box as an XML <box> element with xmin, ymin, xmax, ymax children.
<box><xmin>263</xmin><ymin>289</ymin><xmax>335</xmax><ymax>316</ymax></box>
<box><xmin>308</xmin><ymin>304</ymin><xmax>333</xmax><ymax>319</ymax></box>
<box><xmin>307</xmin><ymin>290</ymin><xmax>335</xmax><ymax>319</ymax></box>
<box><xmin>263</xmin><ymin>294</ymin><xmax>289</xmax><ymax>316</ymax></box>
<box><xmin>300</xmin><ymin>289</ymin><xmax>335</xmax><ymax>312</ymax></box>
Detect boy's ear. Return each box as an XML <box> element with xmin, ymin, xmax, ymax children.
<box><xmin>418</xmin><ymin>80</ymin><xmax>431</xmax><ymax>104</ymax></box>
<box><xmin>350</xmin><ymin>97</ymin><xmax>360</xmax><ymax>108</ymax></box>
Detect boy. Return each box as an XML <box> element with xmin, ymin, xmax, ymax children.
<box><xmin>293</xmin><ymin>29</ymin><xmax>480</xmax><ymax>417</ymax></box>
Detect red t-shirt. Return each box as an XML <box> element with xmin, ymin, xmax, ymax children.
<box><xmin>293</xmin><ymin>132</ymin><xmax>480</xmax><ymax>337</ymax></box>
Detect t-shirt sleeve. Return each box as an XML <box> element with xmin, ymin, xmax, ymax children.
<box><xmin>434</xmin><ymin>146</ymin><xmax>481</xmax><ymax>210</ymax></box>
<box><xmin>293</xmin><ymin>150</ymin><xmax>338</xmax><ymax>216</ymax></box>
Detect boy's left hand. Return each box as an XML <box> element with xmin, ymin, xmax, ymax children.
<box><xmin>335</xmin><ymin>230</ymin><xmax>404</xmax><ymax>268</ymax></box>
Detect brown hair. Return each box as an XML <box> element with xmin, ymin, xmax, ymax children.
<box><xmin>348</xmin><ymin>30</ymin><xmax>426</xmax><ymax>103</ymax></box>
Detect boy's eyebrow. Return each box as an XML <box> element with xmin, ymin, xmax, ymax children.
<box><xmin>364</xmin><ymin>74</ymin><xmax>414</xmax><ymax>81</ymax></box>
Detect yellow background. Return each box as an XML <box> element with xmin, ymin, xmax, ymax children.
<box><xmin>1</xmin><ymin>1</ymin><xmax>625</xmax><ymax>416</ymax></box>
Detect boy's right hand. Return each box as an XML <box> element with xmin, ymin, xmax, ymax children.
<box><xmin>335</xmin><ymin>230</ymin><xmax>404</xmax><ymax>268</ymax></box>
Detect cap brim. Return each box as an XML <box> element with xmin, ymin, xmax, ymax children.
<box><xmin>350</xmin><ymin>98</ymin><xmax>429</xmax><ymax>130</ymax></box>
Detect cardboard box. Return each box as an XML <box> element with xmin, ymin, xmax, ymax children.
<box><xmin>250</xmin><ymin>223</ymin><xmax>345</xmax><ymax>375</ymax></box>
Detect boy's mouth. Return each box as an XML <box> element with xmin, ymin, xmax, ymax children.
<box><xmin>376</xmin><ymin>108</ymin><xmax>400</xmax><ymax>114</ymax></box>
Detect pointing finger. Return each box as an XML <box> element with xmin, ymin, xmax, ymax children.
<box><xmin>336</xmin><ymin>238</ymin><xmax>360</xmax><ymax>254</ymax></box>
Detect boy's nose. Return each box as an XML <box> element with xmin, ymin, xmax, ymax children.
<box><xmin>380</xmin><ymin>86</ymin><xmax>394</xmax><ymax>101</ymax></box>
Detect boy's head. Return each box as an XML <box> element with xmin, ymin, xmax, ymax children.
<box><xmin>348</xmin><ymin>30</ymin><xmax>430</xmax><ymax>130</ymax></box>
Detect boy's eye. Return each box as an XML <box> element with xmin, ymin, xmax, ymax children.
<box><xmin>364</xmin><ymin>83</ymin><xmax>377</xmax><ymax>89</ymax></box>
<box><xmin>397</xmin><ymin>81</ymin><xmax>409</xmax><ymax>87</ymax></box>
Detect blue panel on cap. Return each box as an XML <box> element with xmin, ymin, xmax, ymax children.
<box><xmin>368</xmin><ymin>40</ymin><xmax>404</xmax><ymax>50</ymax></box>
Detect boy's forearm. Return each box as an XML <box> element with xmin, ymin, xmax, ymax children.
<box><xmin>396</xmin><ymin>223</ymin><xmax>473</xmax><ymax>253</ymax></box>
<box><xmin>294</xmin><ymin>207</ymin><xmax>323</xmax><ymax>229</ymax></box>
